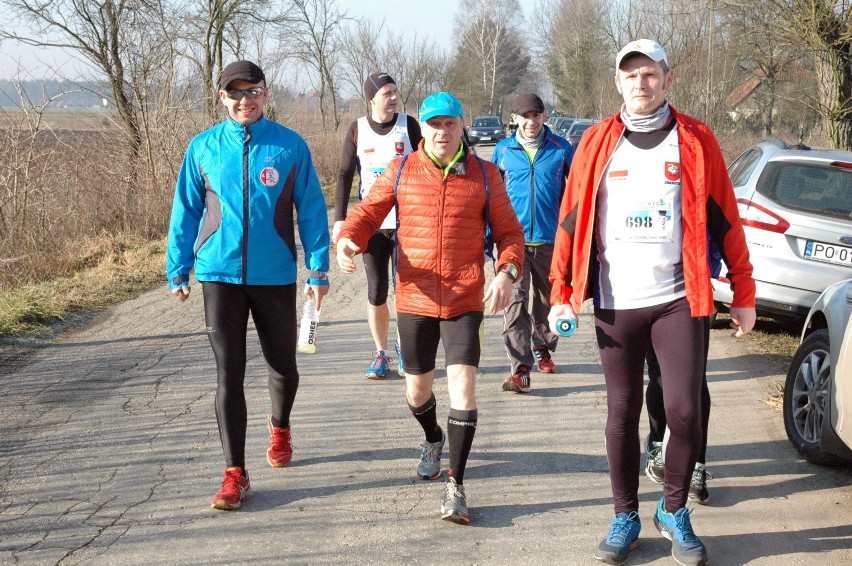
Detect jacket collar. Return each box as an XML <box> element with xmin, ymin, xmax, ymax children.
<box><xmin>507</xmin><ymin>124</ymin><xmax>554</xmax><ymax>149</ymax></box>
<box><xmin>225</xmin><ymin>114</ymin><xmax>268</xmax><ymax>137</ymax></box>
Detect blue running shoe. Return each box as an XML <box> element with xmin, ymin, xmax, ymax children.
<box><xmin>365</xmin><ymin>351</ymin><xmax>391</xmax><ymax>380</ymax></box>
<box><xmin>594</xmin><ymin>511</ymin><xmax>641</xmax><ymax>564</ymax></box>
<box><xmin>653</xmin><ymin>498</ymin><xmax>708</xmax><ymax>566</ymax></box>
<box><xmin>395</xmin><ymin>340</ymin><xmax>405</xmax><ymax>377</ymax></box>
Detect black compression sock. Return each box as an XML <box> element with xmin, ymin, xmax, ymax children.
<box><xmin>447</xmin><ymin>408</ymin><xmax>478</xmax><ymax>484</ymax></box>
<box><xmin>409</xmin><ymin>394</ymin><xmax>442</xmax><ymax>443</ymax></box>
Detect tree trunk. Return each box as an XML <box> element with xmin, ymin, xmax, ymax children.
<box><xmin>816</xmin><ymin>52</ymin><xmax>852</xmax><ymax>150</ymax></box>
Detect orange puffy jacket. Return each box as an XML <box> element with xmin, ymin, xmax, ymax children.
<box><xmin>338</xmin><ymin>144</ymin><xmax>525</xmax><ymax>319</ymax></box>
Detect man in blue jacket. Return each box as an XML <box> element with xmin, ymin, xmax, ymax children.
<box><xmin>166</xmin><ymin>60</ymin><xmax>330</xmax><ymax>511</ymax></box>
<box><xmin>491</xmin><ymin>93</ymin><xmax>574</xmax><ymax>393</ymax></box>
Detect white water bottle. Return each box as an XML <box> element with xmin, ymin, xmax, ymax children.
<box><xmin>296</xmin><ymin>298</ymin><xmax>320</xmax><ymax>353</ymax></box>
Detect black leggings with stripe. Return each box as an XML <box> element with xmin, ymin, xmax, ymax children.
<box><xmin>202</xmin><ymin>282</ymin><xmax>299</xmax><ymax>469</ymax></box>
<box><xmin>594</xmin><ymin>297</ymin><xmax>706</xmax><ymax>513</ymax></box>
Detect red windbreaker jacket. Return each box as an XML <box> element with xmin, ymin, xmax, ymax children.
<box><xmin>549</xmin><ymin>108</ymin><xmax>755</xmax><ymax>317</ymax></box>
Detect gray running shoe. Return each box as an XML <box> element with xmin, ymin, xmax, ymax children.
<box><xmin>644</xmin><ymin>435</ymin><xmax>664</xmax><ymax>484</ymax></box>
<box><xmin>440</xmin><ymin>477</ymin><xmax>470</xmax><ymax>524</ymax></box>
<box><xmin>688</xmin><ymin>463</ymin><xmax>712</xmax><ymax>505</ymax></box>
<box><xmin>416</xmin><ymin>429</ymin><xmax>445</xmax><ymax>480</ymax></box>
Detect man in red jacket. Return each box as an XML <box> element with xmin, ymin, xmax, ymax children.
<box><xmin>547</xmin><ymin>40</ymin><xmax>755</xmax><ymax>565</ymax></box>
<box><xmin>337</xmin><ymin>91</ymin><xmax>524</xmax><ymax>525</ymax></box>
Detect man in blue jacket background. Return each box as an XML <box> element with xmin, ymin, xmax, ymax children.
<box><xmin>491</xmin><ymin>93</ymin><xmax>574</xmax><ymax>393</ymax></box>
<box><xmin>166</xmin><ymin>60</ymin><xmax>330</xmax><ymax>511</ymax></box>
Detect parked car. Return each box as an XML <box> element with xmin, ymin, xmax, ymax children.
<box><xmin>467</xmin><ymin>116</ymin><xmax>505</xmax><ymax>146</ymax></box>
<box><xmin>552</xmin><ymin>116</ymin><xmax>576</xmax><ymax>137</ymax></box>
<box><xmin>712</xmin><ymin>139</ymin><xmax>852</xmax><ymax>320</ymax></box>
<box><xmin>564</xmin><ymin>119</ymin><xmax>598</xmax><ymax>147</ymax></box>
<box><xmin>784</xmin><ymin>277</ymin><xmax>852</xmax><ymax>465</ymax></box>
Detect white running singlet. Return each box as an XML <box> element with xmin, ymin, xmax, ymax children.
<box><xmin>594</xmin><ymin>126</ymin><xmax>686</xmax><ymax>309</ymax></box>
<box><xmin>357</xmin><ymin>113</ymin><xmax>413</xmax><ymax>229</ymax></box>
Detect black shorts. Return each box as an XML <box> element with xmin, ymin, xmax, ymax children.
<box><xmin>396</xmin><ymin>311</ymin><xmax>483</xmax><ymax>374</ymax></box>
<box><xmin>363</xmin><ymin>229</ymin><xmax>395</xmax><ymax>306</ymax></box>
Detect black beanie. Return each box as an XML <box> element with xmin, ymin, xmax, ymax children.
<box><xmin>364</xmin><ymin>72</ymin><xmax>396</xmax><ymax>101</ymax></box>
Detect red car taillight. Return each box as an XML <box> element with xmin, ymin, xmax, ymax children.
<box><xmin>736</xmin><ymin>198</ymin><xmax>790</xmax><ymax>233</ymax></box>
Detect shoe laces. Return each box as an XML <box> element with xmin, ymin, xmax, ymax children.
<box><xmin>673</xmin><ymin>508</ymin><xmax>700</xmax><ymax>545</ymax></box>
<box><xmin>649</xmin><ymin>446</ymin><xmax>663</xmax><ymax>467</ymax></box>
<box><xmin>607</xmin><ymin>511</ymin><xmax>639</xmax><ymax>545</ymax></box>
<box><xmin>446</xmin><ymin>478</ymin><xmax>466</xmax><ymax>502</ymax></box>
<box><xmin>420</xmin><ymin>438</ymin><xmax>442</xmax><ymax>462</ymax></box>
<box><xmin>270</xmin><ymin>426</ymin><xmax>291</xmax><ymax>452</ymax></box>
<box><xmin>221</xmin><ymin>468</ymin><xmax>245</xmax><ymax>492</ymax></box>
<box><xmin>690</xmin><ymin>465</ymin><xmax>712</xmax><ymax>488</ymax></box>
<box><xmin>369</xmin><ymin>351</ymin><xmax>392</xmax><ymax>369</ymax></box>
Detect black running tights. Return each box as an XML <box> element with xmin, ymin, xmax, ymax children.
<box><xmin>594</xmin><ymin>297</ymin><xmax>706</xmax><ymax>513</ymax></box>
<box><xmin>202</xmin><ymin>282</ymin><xmax>299</xmax><ymax>469</ymax></box>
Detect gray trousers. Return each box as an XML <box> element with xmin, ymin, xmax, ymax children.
<box><xmin>501</xmin><ymin>244</ymin><xmax>559</xmax><ymax>373</ymax></box>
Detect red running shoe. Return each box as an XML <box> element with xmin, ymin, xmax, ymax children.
<box><xmin>211</xmin><ymin>466</ymin><xmax>251</xmax><ymax>510</ymax></box>
<box><xmin>267</xmin><ymin>415</ymin><xmax>293</xmax><ymax>467</ymax></box>
<box><xmin>502</xmin><ymin>366</ymin><xmax>531</xmax><ymax>393</ymax></box>
<box><xmin>534</xmin><ymin>346</ymin><xmax>556</xmax><ymax>373</ymax></box>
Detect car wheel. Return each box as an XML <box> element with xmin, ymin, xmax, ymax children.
<box><xmin>782</xmin><ymin>329</ymin><xmax>845</xmax><ymax>465</ymax></box>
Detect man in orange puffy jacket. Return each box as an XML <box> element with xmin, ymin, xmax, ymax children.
<box><xmin>336</xmin><ymin>91</ymin><xmax>524</xmax><ymax>525</ymax></box>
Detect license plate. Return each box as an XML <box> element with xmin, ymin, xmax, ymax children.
<box><xmin>481</xmin><ymin>136</ymin><xmax>491</xmax><ymax>140</ymax></box>
<box><xmin>803</xmin><ymin>240</ymin><xmax>852</xmax><ymax>267</ymax></box>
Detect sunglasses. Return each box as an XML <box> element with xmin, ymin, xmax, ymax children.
<box><xmin>224</xmin><ymin>86</ymin><xmax>266</xmax><ymax>100</ymax></box>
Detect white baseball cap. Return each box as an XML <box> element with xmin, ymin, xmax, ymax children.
<box><xmin>615</xmin><ymin>39</ymin><xmax>668</xmax><ymax>70</ymax></box>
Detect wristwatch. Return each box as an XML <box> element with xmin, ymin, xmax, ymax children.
<box><xmin>499</xmin><ymin>263</ymin><xmax>519</xmax><ymax>282</ymax></box>
<box><xmin>307</xmin><ymin>270</ymin><xmax>328</xmax><ymax>280</ymax></box>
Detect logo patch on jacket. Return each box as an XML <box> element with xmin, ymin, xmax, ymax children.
<box><xmin>260</xmin><ymin>167</ymin><xmax>279</xmax><ymax>187</ymax></box>
<box><xmin>395</xmin><ymin>141</ymin><xmax>405</xmax><ymax>155</ymax></box>
<box><xmin>664</xmin><ymin>162</ymin><xmax>681</xmax><ymax>182</ymax></box>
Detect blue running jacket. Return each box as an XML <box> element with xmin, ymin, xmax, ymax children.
<box><xmin>167</xmin><ymin>116</ymin><xmax>330</xmax><ymax>289</ymax></box>
<box><xmin>491</xmin><ymin>125</ymin><xmax>574</xmax><ymax>244</ymax></box>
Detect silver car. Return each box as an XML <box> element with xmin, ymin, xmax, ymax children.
<box><xmin>713</xmin><ymin>139</ymin><xmax>852</xmax><ymax>319</ymax></box>
<box><xmin>784</xmin><ymin>277</ymin><xmax>852</xmax><ymax>465</ymax></box>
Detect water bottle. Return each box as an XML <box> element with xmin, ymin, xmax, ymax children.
<box><xmin>296</xmin><ymin>298</ymin><xmax>320</xmax><ymax>353</ymax></box>
<box><xmin>555</xmin><ymin>316</ymin><xmax>577</xmax><ymax>337</ymax></box>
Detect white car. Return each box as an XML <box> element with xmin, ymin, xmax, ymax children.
<box><xmin>783</xmin><ymin>277</ymin><xmax>852</xmax><ymax>464</ymax></box>
<box><xmin>713</xmin><ymin>139</ymin><xmax>852</xmax><ymax>320</ymax></box>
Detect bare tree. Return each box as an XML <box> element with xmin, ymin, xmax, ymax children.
<box><xmin>285</xmin><ymin>0</ymin><xmax>349</xmax><ymax>128</ymax></box>
<box><xmin>452</xmin><ymin>0</ymin><xmax>530</xmax><ymax>116</ymax></box>
<box><xmin>380</xmin><ymin>31</ymin><xmax>448</xmax><ymax>112</ymax></box>
<box><xmin>338</xmin><ymin>18</ymin><xmax>382</xmax><ymax>108</ymax></box>
<box><xmin>178</xmin><ymin>1</ymin><xmax>293</xmax><ymax>118</ymax></box>
<box><xmin>547</xmin><ymin>0</ymin><xmax>614</xmax><ymax>118</ymax></box>
<box><xmin>725</xmin><ymin>0</ymin><xmax>851</xmax><ymax>149</ymax></box>
<box><xmin>0</xmin><ymin>0</ymin><xmax>167</xmax><ymax>228</ymax></box>
<box><xmin>337</xmin><ymin>18</ymin><xmax>449</xmax><ymax>116</ymax></box>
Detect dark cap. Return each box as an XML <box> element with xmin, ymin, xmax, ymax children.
<box><xmin>512</xmin><ymin>93</ymin><xmax>545</xmax><ymax>115</ymax></box>
<box><xmin>364</xmin><ymin>72</ymin><xmax>396</xmax><ymax>101</ymax></box>
<box><xmin>220</xmin><ymin>60</ymin><xmax>266</xmax><ymax>90</ymax></box>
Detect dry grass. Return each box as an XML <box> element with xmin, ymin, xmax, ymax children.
<box><xmin>0</xmin><ymin>235</ymin><xmax>165</xmax><ymax>337</ymax></box>
<box><xmin>714</xmin><ymin>309</ymin><xmax>799</xmax><ymax>410</ymax></box>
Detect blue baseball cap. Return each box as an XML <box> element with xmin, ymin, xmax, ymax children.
<box><xmin>419</xmin><ymin>92</ymin><xmax>464</xmax><ymax>122</ymax></box>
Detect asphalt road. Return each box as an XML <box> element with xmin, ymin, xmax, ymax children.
<box><xmin>1</xmin><ymin>143</ymin><xmax>851</xmax><ymax>565</ymax></box>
